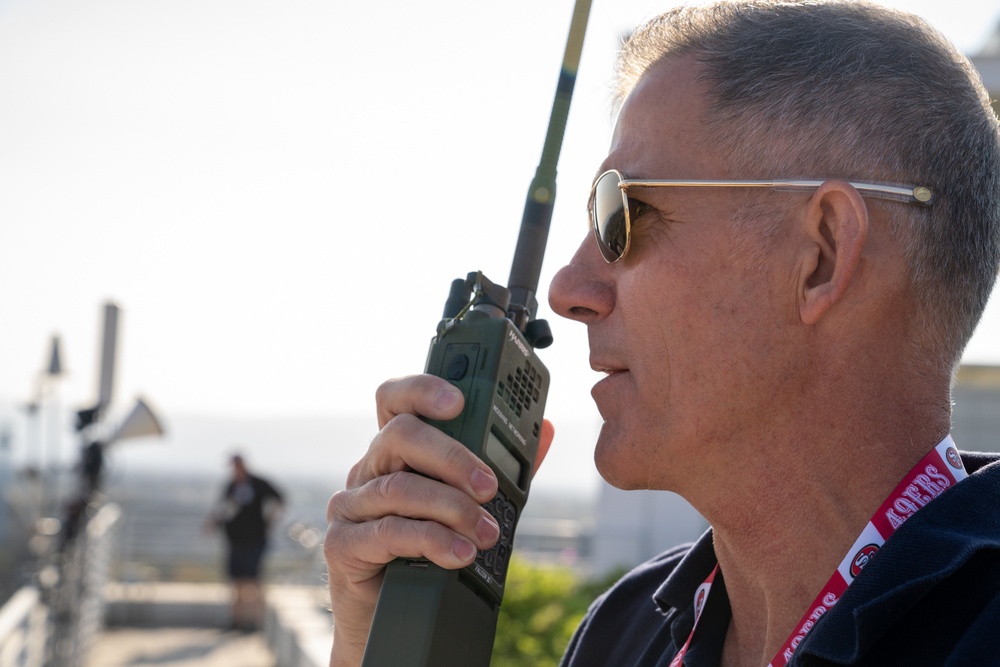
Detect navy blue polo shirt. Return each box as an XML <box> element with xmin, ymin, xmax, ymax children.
<box><xmin>560</xmin><ymin>453</ymin><xmax>1000</xmax><ymax>667</ymax></box>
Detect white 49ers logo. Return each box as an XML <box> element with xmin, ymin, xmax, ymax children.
<box><xmin>850</xmin><ymin>544</ymin><xmax>880</xmax><ymax>578</ymax></box>
<box><xmin>946</xmin><ymin>447</ymin><xmax>962</xmax><ymax>470</ymax></box>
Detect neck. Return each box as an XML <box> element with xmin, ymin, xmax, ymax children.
<box><xmin>710</xmin><ymin>477</ymin><xmax>863</xmax><ymax>667</ymax></box>
<box><xmin>700</xmin><ymin>399</ymin><xmax>951</xmax><ymax>667</ymax></box>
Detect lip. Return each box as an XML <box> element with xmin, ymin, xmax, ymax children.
<box><xmin>591</xmin><ymin>366</ymin><xmax>629</xmax><ymax>407</ymax></box>
<box><xmin>590</xmin><ymin>356</ymin><xmax>628</xmax><ymax>382</ymax></box>
<box><xmin>589</xmin><ymin>355</ymin><xmax>626</xmax><ymax>375</ymax></box>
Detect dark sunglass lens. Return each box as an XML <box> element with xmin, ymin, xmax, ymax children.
<box><xmin>594</xmin><ymin>172</ymin><xmax>628</xmax><ymax>261</ymax></box>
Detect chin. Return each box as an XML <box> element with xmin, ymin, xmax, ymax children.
<box><xmin>596</xmin><ymin>468</ymin><xmax>646</xmax><ymax>491</ymax></box>
<box><xmin>593</xmin><ymin>419</ymin><xmax>696</xmax><ymax>492</ymax></box>
<box><xmin>593</xmin><ymin>424</ymin><xmax>647</xmax><ymax>490</ymax></box>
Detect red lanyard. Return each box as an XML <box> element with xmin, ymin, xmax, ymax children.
<box><xmin>669</xmin><ymin>436</ymin><xmax>968</xmax><ymax>667</ymax></box>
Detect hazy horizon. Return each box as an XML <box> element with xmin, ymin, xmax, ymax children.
<box><xmin>0</xmin><ymin>404</ymin><xmax>606</xmax><ymax>496</ymax></box>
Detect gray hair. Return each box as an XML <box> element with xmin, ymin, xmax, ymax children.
<box><xmin>615</xmin><ymin>0</ymin><xmax>1000</xmax><ymax>368</ymax></box>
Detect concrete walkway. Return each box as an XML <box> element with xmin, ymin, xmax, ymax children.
<box><xmin>86</xmin><ymin>627</ymin><xmax>275</xmax><ymax>667</ymax></box>
<box><xmin>84</xmin><ymin>583</ymin><xmax>331</xmax><ymax>667</ymax></box>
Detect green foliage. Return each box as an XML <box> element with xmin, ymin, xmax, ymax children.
<box><xmin>490</xmin><ymin>558</ymin><xmax>624</xmax><ymax>667</ymax></box>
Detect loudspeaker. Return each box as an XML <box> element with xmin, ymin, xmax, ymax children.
<box><xmin>107</xmin><ymin>397</ymin><xmax>165</xmax><ymax>445</ymax></box>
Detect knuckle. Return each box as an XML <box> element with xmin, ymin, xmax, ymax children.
<box><xmin>370</xmin><ymin>515</ymin><xmax>396</xmax><ymax>544</ymax></box>
<box><xmin>370</xmin><ymin>515</ymin><xmax>413</xmax><ymax>555</ymax></box>
<box><xmin>323</xmin><ymin>517</ymin><xmax>352</xmax><ymax>566</ymax></box>
<box><xmin>381</xmin><ymin>412</ymin><xmax>419</xmax><ymax>440</ymax></box>
<box><xmin>345</xmin><ymin>457</ymin><xmax>368</xmax><ymax>488</ymax></box>
<box><xmin>326</xmin><ymin>489</ymin><xmax>348</xmax><ymax>524</ymax></box>
<box><xmin>377</xmin><ymin>414</ymin><xmax>402</xmax><ymax>442</ymax></box>
<box><xmin>322</xmin><ymin>522</ymin><xmax>342</xmax><ymax>562</ymax></box>
<box><xmin>374</xmin><ymin>378</ymin><xmax>396</xmax><ymax>406</ymax></box>
<box><xmin>442</xmin><ymin>440</ymin><xmax>473</xmax><ymax>472</ymax></box>
<box><xmin>371</xmin><ymin>470</ymin><xmax>411</xmax><ymax>505</ymax></box>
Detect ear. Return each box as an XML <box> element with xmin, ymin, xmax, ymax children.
<box><xmin>797</xmin><ymin>180</ymin><xmax>869</xmax><ymax>325</ymax></box>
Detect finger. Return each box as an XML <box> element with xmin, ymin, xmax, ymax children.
<box><xmin>333</xmin><ymin>513</ymin><xmax>482</xmax><ymax>574</ymax></box>
<box><xmin>351</xmin><ymin>413</ymin><xmax>498</xmax><ymax>503</ymax></box>
<box><xmin>331</xmin><ymin>471</ymin><xmax>500</xmax><ymax>551</ymax></box>
<box><xmin>375</xmin><ymin>375</ymin><xmax>465</xmax><ymax>429</ymax></box>
<box><xmin>531</xmin><ymin>418</ymin><xmax>555</xmax><ymax>478</ymax></box>
<box><xmin>326</xmin><ymin>480</ymin><xmax>500</xmax><ymax>575</ymax></box>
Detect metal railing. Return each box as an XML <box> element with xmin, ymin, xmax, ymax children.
<box><xmin>0</xmin><ymin>501</ymin><xmax>121</xmax><ymax>667</ymax></box>
<box><xmin>0</xmin><ymin>587</ymin><xmax>46</xmax><ymax>667</ymax></box>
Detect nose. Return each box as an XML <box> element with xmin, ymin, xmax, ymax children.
<box><xmin>548</xmin><ymin>233</ymin><xmax>615</xmax><ymax>324</ymax></box>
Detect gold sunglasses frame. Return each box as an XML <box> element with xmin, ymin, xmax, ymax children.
<box><xmin>590</xmin><ymin>168</ymin><xmax>935</xmax><ymax>263</ymax></box>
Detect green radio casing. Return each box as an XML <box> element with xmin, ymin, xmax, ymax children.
<box><xmin>360</xmin><ymin>308</ymin><xmax>548</xmax><ymax>667</ymax></box>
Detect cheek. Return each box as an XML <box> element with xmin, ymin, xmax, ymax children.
<box><xmin>616</xmin><ymin>267</ymin><xmax>762</xmax><ymax>421</ymax></box>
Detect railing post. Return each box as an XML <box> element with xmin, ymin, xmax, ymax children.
<box><xmin>39</xmin><ymin>501</ymin><xmax>121</xmax><ymax>667</ymax></box>
<box><xmin>0</xmin><ymin>586</ymin><xmax>47</xmax><ymax>667</ymax></box>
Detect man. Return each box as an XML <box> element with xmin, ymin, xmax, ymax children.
<box><xmin>207</xmin><ymin>453</ymin><xmax>284</xmax><ymax>632</ymax></box>
<box><xmin>324</xmin><ymin>2</ymin><xmax>1000</xmax><ymax>665</ymax></box>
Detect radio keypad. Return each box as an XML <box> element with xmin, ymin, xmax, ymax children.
<box><xmin>477</xmin><ymin>490</ymin><xmax>518</xmax><ymax>584</ymax></box>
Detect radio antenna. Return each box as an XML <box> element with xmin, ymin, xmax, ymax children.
<box><xmin>506</xmin><ymin>0</ymin><xmax>593</xmax><ymax>331</ymax></box>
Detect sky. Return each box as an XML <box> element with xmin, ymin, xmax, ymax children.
<box><xmin>2</xmin><ymin>0</ymin><xmax>1000</xmax><ymax>488</ymax></box>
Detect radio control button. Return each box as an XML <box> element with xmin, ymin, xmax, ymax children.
<box><xmin>446</xmin><ymin>353</ymin><xmax>470</xmax><ymax>380</ymax></box>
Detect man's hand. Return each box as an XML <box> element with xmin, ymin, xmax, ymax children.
<box><xmin>324</xmin><ymin>374</ymin><xmax>553</xmax><ymax>667</ymax></box>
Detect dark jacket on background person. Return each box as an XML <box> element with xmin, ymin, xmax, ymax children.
<box><xmin>221</xmin><ymin>474</ymin><xmax>284</xmax><ymax>546</ymax></box>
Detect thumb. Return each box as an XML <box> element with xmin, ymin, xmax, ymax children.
<box><xmin>531</xmin><ymin>419</ymin><xmax>555</xmax><ymax>478</ymax></box>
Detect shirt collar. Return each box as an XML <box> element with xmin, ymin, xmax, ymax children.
<box><xmin>653</xmin><ymin>528</ymin><xmax>718</xmax><ymax>615</ymax></box>
<box><xmin>799</xmin><ymin>453</ymin><xmax>1000</xmax><ymax>662</ymax></box>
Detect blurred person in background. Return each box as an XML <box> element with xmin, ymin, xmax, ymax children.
<box><xmin>205</xmin><ymin>452</ymin><xmax>284</xmax><ymax>632</ymax></box>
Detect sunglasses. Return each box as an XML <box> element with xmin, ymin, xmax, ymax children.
<box><xmin>589</xmin><ymin>168</ymin><xmax>936</xmax><ymax>263</ymax></box>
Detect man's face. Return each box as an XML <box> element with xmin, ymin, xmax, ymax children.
<box><xmin>548</xmin><ymin>58</ymin><xmax>798</xmax><ymax>494</ymax></box>
<box><xmin>232</xmin><ymin>457</ymin><xmax>249</xmax><ymax>481</ymax></box>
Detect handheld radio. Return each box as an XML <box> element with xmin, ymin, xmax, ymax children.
<box><xmin>359</xmin><ymin>2</ymin><xmax>592</xmax><ymax>666</ymax></box>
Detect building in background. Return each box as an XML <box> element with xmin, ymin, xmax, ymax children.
<box><xmin>952</xmin><ymin>365</ymin><xmax>1000</xmax><ymax>452</ymax></box>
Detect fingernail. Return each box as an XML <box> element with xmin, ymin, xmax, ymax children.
<box><xmin>452</xmin><ymin>538</ymin><xmax>476</xmax><ymax>562</ymax></box>
<box><xmin>471</xmin><ymin>468</ymin><xmax>496</xmax><ymax>497</ymax></box>
<box><xmin>477</xmin><ymin>514</ymin><xmax>500</xmax><ymax>544</ymax></box>
<box><xmin>435</xmin><ymin>386</ymin><xmax>462</xmax><ymax>411</ymax></box>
